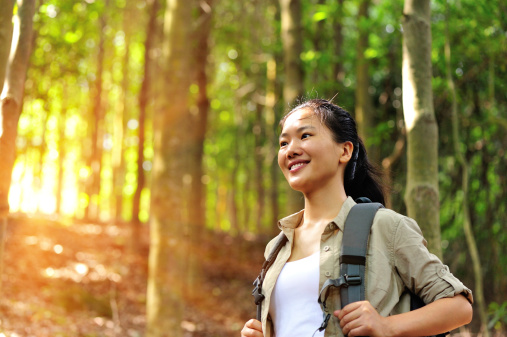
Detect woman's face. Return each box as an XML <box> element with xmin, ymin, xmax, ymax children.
<box><xmin>278</xmin><ymin>108</ymin><xmax>351</xmax><ymax>195</ymax></box>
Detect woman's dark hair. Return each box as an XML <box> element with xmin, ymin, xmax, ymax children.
<box><xmin>280</xmin><ymin>98</ymin><xmax>386</xmax><ymax>205</ymax></box>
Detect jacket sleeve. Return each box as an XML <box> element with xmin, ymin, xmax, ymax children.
<box><xmin>392</xmin><ymin>216</ymin><xmax>473</xmax><ymax>304</ymax></box>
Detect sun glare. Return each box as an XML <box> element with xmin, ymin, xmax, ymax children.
<box><xmin>9</xmin><ymin>153</ymin><xmax>81</xmax><ymax>217</ymax></box>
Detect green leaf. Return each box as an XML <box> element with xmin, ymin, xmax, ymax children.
<box><xmin>64</xmin><ymin>31</ymin><xmax>82</xmax><ymax>44</ymax></box>
<box><xmin>313</xmin><ymin>12</ymin><xmax>327</xmax><ymax>22</ymax></box>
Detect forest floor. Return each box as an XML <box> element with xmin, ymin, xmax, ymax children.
<box><xmin>0</xmin><ymin>214</ymin><xmax>266</xmax><ymax>337</ymax></box>
<box><xmin>0</xmin><ymin>214</ymin><xmax>495</xmax><ymax>337</ymax></box>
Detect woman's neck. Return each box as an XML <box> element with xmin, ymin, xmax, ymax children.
<box><xmin>302</xmin><ymin>182</ymin><xmax>348</xmax><ymax>227</ymax></box>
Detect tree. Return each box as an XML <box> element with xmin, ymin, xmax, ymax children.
<box><xmin>0</xmin><ymin>0</ymin><xmax>16</xmax><ymax>295</ymax></box>
<box><xmin>444</xmin><ymin>3</ymin><xmax>489</xmax><ymax>335</ymax></box>
<box><xmin>0</xmin><ymin>0</ymin><xmax>36</xmax><ymax>293</ymax></box>
<box><xmin>332</xmin><ymin>0</ymin><xmax>345</xmax><ymax>83</ymax></box>
<box><xmin>279</xmin><ymin>0</ymin><xmax>304</xmax><ymax>214</ymax></box>
<box><xmin>146</xmin><ymin>0</ymin><xmax>193</xmax><ymax>335</ymax></box>
<box><xmin>85</xmin><ymin>1</ymin><xmax>108</xmax><ymax>220</ymax></box>
<box><xmin>132</xmin><ymin>0</ymin><xmax>158</xmax><ymax>250</ymax></box>
<box><xmin>112</xmin><ymin>1</ymin><xmax>133</xmax><ymax>223</ymax></box>
<box><xmin>354</xmin><ymin>0</ymin><xmax>376</xmax><ymax>157</ymax></box>
<box><xmin>401</xmin><ymin>0</ymin><xmax>442</xmax><ymax>258</ymax></box>
<box><xmin>0</xmin><ymin>0</ymin><xmax>15</xmax><ymax>95</ymax></box>
<box><xmin>56</xmin><ymin>84</ymin><xmax>68</xmax><ymax>214</ymax></box>
<box><xmin>185</xmin><ymin>0</ymin><xmax>212</xmax><ymax>295</ymax></box>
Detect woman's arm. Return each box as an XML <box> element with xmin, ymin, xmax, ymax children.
<box><xmin>336</xmin><ymin>294</ymin><xmax>472</xmax><ymax>337</ymax></box>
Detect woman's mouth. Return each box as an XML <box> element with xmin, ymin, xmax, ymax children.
<box><xmin>289</xmin><ymin>161</ymin><xmax>308</xmax><ymax>171</ymax></box>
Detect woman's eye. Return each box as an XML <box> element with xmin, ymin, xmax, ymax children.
<box><xmin>280</xmin><ymin>141</ymin><xmax>288</xmax><ymax>147</ymax></box>
<box><xmin>301</xmin><ymin>133</ymin><xmax>311</xmax><ymax>139</ymax></box>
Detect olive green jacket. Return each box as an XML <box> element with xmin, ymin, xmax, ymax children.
<box><xmin>260</xmin><ymin>197</ymin><xmax>473</xmax><ymax>337</ymax></box>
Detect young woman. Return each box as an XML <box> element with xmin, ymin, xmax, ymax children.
<box><xmin>241</xmin><ymin>99</ymin><xmax>473</xmax><ymax>337</ymax></box>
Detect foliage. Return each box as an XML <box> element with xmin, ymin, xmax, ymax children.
<box><xmin>488</xmin><ymin>301</ymin><xmax>507</xmax><ymax>332</ymax></box>
<box><xmin>2</xmin><ymin>0</ymin><xmax>506</xmax><ymax>333</ymax></box>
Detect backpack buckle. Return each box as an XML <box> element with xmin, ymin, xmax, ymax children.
<box><xmin>252</xmin><ymin>276</ymin><xmax>265</xmax><ymax>305</ymax></box>
<box><xmin>317</xmin><ymin>313</ymin><xmax>331</xmax><ymax>332</ymax></box>
<box><xmin>344</xmin><ymin>274</ymin><xmax>361</xmax><ymax>286</ymax></box>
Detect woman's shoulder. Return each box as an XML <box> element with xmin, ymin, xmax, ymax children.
<box><xmin>371</xmin><ymin>208</ymin><xmax>424</xmax><ymax>240</ymax></box>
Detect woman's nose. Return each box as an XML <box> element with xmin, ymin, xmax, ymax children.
<box><xmin>287</xmin><ymin>141</ymin><xmax>301</xmax><ymax>158</ymax></box>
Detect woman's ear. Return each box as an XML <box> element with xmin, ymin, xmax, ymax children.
<box><xmin>339</xmin><ymin>141</ymin><xmax>354</xmax><ymax>163</ymax></box>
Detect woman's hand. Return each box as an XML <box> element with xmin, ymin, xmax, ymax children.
<box><xmin>241</xmin><ymin>319</ymin><xmax>263</xmax><ymax>337</ymax></box>
<box><xmin>334</xmin><ymin>301</ymin><xmax>391</xmax><ymax>337</ymax></box>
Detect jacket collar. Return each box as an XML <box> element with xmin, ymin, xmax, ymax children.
<box><xmin>277</xmin><ymin>196</ymin><xmax>356</xmax><ymax>233</ymax></box>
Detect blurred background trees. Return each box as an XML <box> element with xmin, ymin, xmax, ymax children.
<box><xmin>0</xmin><ymin>0</ymin><xmax>506</xmax><ymax>336</ymax></box>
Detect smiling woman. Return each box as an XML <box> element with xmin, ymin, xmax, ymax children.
<box><xmin>277</xmin><ymin>109</ymin><xmax>349</xmax><ymax>198</ymax></box>
<box><xmin>278</xmin><ymin>99</ymin><xmax>385</xmax><ymax>205</ymax></box>
<box><xmin>241</xmin><ymin>99</ymin><xmax>473</xmax><ymax>337</ymax></box>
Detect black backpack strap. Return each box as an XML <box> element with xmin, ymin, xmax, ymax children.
<box><xmin>340</xmin><ymin>202</ymin><xmax>383</xmax><ymax>306</ymax></box>
<box><xmin>252</xmin><ymin>232</ymin><xmax>288</xmax><ymax>321</ymax></box>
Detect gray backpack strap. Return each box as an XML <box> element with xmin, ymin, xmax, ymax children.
<box><xmin>339</xmin><ymin>202</ymin><xmax>383</xmax><ymax>307</ymax></box>
<box><xmin>317</xmin><ymin>201</ymin><xmax>383</xmax><ymax>333</ymax></box>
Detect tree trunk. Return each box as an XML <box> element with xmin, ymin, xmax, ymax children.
<box><xmin>254</xmin><ymin>103</ymin><xmax>265</xmax><ymax>232</ymax></box>
<box><xmin>333</xmin><ymin>0</ymin><xmax>345</xmax><ymax>83</ymax></box>
<box><xmin>0</xmin><ymin>0</ymin><xmax>35</xmax><ymax>295</ymax></box>
<box><xmin>354</xmin><ymin>0</ymin><xmax>376</xmax><ymax>158</ymax></box>
<box><xmin>381</xmin><ymin>48</ymin><xmax>404</xmax><ymax>209</ymax></box>
<box><xmin>279</xmin><ymin>0</ymin><xmax>304</xmax><ymax>214</ymax></box>
<box><xmin>146</xmin><ymin>0</ymin><xmax>192</xmax><ymax>335</ymax></box>
<box><xmin>265</xmin><ymin>57</ymin><xmax>279</xmax><ymax>231</ymax></box>
<box><xmin>132</xmin><ymin>0</ymin><xmax>158</xmax><ymax>251</ymax></box>
<box><xmin>85</xmin><ymin>4</ymin><xmax>107</xmax><ymax>221</ymax></box>
<box><xmin>230</xmin><ymin>118</ymin><xmax>242</xmax><ymax>235</ymax></box>
<box><xmin>112</xmin><ymin>2</ymin><xmax>132</xmax><ymax>224</ymax></box>
<box><xmin>185</xmin><ymin>0</ymin><xmax>212</xmax><ymax>297</ymax></box>
<box><xmin>230</xmin><ymin>151</ymin><xmax>240</xmax><ymax>235</ymax></box>
<box><xmin>0</xmin><ymin>0</ymin><xmax>15</xmax><ymax>95</ymax></box>
<box><xmin>242</xmin><ymin>170</ymin><xmax>251</xmax><ymax>231</ymax></box>
<box><xmin>381</xmin><ymin>130</ymin><xmax>405</xmax><ymax>209</ymax></box>
<box><xmin>401</xmin><ymin>0</ymin><xmax>442</xmax><ymax>258</ymax></box>
<box><xmin>35</xmin><ymin>106</ymin><xmax>49</xmax><ymax>212</ymax></box>
<box><xmin>312</xmin><ymin>0</ymin><xmax>325</xmax><ymax>53</ymax></box>
<box><xmin>444</xmin><ymin>5</ymin><xmax>489</xmax><ymax>336</ymax></box>
<box><xmin>56</xmin><ymin>85</ymin><xmax>68</xmax><ymax>214</ymax></box>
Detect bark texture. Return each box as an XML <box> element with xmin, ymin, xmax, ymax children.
<box><xmin>146</xmin><ymin>0</ymin><xmax>192</xmax><ymax>335</ymax></box>
<box><xmin>401</xmin><ymin>0</ymin><xmax>442</xmax><ymax>258</ymax></box>
<box><xmin>0</xmin><ymin>0</ymin><xmax>36</xmax><ymax>217</ymax></box>
<box><xmin>0</xmin><ymin>0</ymin><xmax>36</xmax><ymax>294</ymax></box>
<box><xmin>0</xmin><ymin>0</ymin><xmax>15</xmax><ymax>95</ymax></box>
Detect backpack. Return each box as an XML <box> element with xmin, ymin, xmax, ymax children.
<box><xmin>252</xmin><ymin>198</ymin><xmax>447</xmax><ymax>337</ymax></box>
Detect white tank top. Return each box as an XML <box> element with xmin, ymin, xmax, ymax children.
<box><xmin>269</xmin><ymin>251</ymin><xmax>325</xmax><ymax>337</ymax></box>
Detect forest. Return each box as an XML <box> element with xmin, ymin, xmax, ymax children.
<box><xmin>0</xmin><ymin>0</ymin><xmax>506</xmax><ymax>336</ymax></box>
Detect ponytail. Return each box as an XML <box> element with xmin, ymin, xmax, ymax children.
<box><xmin>281</xmin><ymin>99</ymin><xmax>386</xmax><ymax>205</ymax></box>
<box><xmin>344</xmin><ymin>138</ymin><xmax>385</xmax><ymax>205</ymax></box>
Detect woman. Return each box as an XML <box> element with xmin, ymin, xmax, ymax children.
<box><xmin>241</xmin><ymin>99</ymin><xmax>473</xmax><ymax>337</ymax></box>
